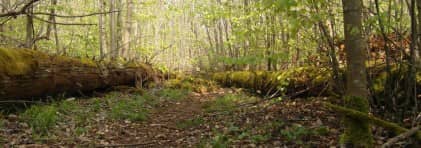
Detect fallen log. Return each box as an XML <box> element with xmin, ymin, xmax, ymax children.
<box><xmin>0</xmin><ymin>48</ymin><xmax>158</xmax><ymax>100</ymax></box>
<box><xmin>212</xmin><ymin>67</ymin><xmax>335</xmax><ymax>98</ymax></box>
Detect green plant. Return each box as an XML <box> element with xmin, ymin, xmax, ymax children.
<box><xmin>90</xmin><ymin>98</ymin><xmax>104</xmax><ymax>112</ymax></box>
<box><xmin>176</xmin><ymin>117</ymin><xmax>204</xmax><ymax>129</ymax></box>
<box><xmin>313</xmin><ymin>126</ymin><xmax>329</xmax><ymax>136</ymax></box>
<box><xmin>56</xmin><ymin>101</ymin><xmax>80</xmax><ymax>115</ymax></box>
<box><xmin>250</xmin><ymin>134</ymin><xmax>270</xmax><ymax>143</ymax></box>
<box><xmin>204</xmin><ymin>94</ymin><xmax>239</xmax><ymax>112</ymax></box>
<box><xmin>75</xmin><ymin>127</ymin><xmax>88</xmax><ymax>136</ymax></box>
<box><xmin>0</xmin><ymin>118</ymin><xmax>4</xmax><ymax>129</ymax></box>
<box><xmin>22</xmin><ymin>105</ymin><xmax>58</xmax><ymax>135</ymax></box>
<box><xmin>210</xmin><ymin>133</ymin><xmax>231</xmax><ymax>148</ymax></box>
<box><xmin>280</xmin><ymin>124</ymin><xmax>311</xmax><ymax>144</ymax></box>
<box><xmin>110</xmin><ymin>99</ymin><xmax>148</xmax><ymax>121</ymax></box>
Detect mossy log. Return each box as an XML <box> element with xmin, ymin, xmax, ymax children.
<box><xmin>0</xmin><ymin>48</ymin><xmax>158</xmax><ymax>100</ymax></box>
<box><xmin>212</xmin><ymin>67</ymin><xmax>334</xmax><ymax>98</ymax></box>
<box><xmin>323</xmin><ymin>102</ymin><xmax>421</xmax><ymax>141</ymax></box>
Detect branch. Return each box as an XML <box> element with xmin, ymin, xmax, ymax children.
<box><xmin>382</xmin><ymin>126</ymin><xmax>420</xmax><ymax>148</ymax></box>
<box><xmin>323</xmin><ymin>102</ymin><xmax>421</xmax><ymax>141</ymax></box>
<box><xmin>32</xmin><ymin>10</ymin><xmax>120</xmax><ymax>18</ymax></box>
<box><xmin>33</xmin><ymin>15</ymin><xmax>96</xmax><ymax>26</ymax></box>
<box><xmin>0</xmin><ymin>0</ymin><xmax>41</xmax><ymax>18</ymax></box>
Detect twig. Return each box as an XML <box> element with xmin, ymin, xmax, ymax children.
<box><xmin>95</xmin><ymin>140</ymin><xmax>170</xmax><ymax>148</ymax></box>
<box><xmin>32</xmin><ymin>11</ymin><xmax>120</xmax><ymax>18</ymax></box>
<box><xmin>382</xmin><ymin>126</ymin><xmax>420</xmax><ymax>148</ymax></box>
<box><xmin>33</xmin><ymin>15</ymin><xmax>96</xmax><ymax>26</ymax></box>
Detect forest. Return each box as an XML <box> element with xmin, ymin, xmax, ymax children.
<box><xmin>0</xmin><ymin>0</ymin><xmax>420</xmax><ymax>147</ymax></box>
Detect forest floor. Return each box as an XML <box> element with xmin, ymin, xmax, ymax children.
<box><xmin>0</xmin><ymin>78</ymin><xmax>407</xmax><ymax>147</ymax></box>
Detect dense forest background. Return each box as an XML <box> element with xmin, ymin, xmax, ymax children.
<box><xmin>1</xmin><ymin>0</ymin><xmax>415</xmax><ymax>70</ymax></box>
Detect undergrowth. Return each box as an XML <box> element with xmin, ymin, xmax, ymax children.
<box><xmin>110</xmin><ymin>98</ymin><xmax>148</xmax><ymax>121</ymax></box>
<box><xmin>22</xmin><ymin>105</ymin><xmax>58</xmax><ymax>136</ymax></box>
<box><xmin>176</xmin><ymin>117</ymin><xmax>204</xmax><ymax>129</ymax></box>
<box><xmin>163</xmin><ymin>76</ymin><xmax>218</xmax><ymax>93</ymax></box>
<box><xmin>203</xmin><ymin>94</ymin><xmax>257</xmax><ymax>113</ymax></box>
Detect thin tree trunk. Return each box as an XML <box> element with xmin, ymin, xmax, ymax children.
<box><xmin>25</xmin><ymin>8</ymin><xmax>34</xmax><ymax>49</ymax></box>
<box><xmin>341</xmin><ymin>0</ymin><xmax>374</xmax><ymax>146</ymax></box>
<box><xmin>98</xmin><ymin>0</ymin><xmax>107</xmax><ymax>59</ymax></box>
<box><xmin>122</xmin><ymin>0</ymin><xmax>133</xmax><ymax>58</ymax></box>
<box><xmin>109</xmin><ymin>0</ymin><xmax>118</xmax><ymax>59</ymax></box>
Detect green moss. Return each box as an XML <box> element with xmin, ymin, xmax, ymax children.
<box><xmin>340</xmin><ymin>96</ymin><xmax>373</xmax><ymax>147</ymax></box>
<box><xmin>212</xmin><ymin>66</ymin><xmax>333</xmax><ymax>97</ymax></box>
<box><xmin>0</xmin><ymin>48</ymin><xmax>35</xmax><ymax>75</ymax></box>
<box><xmin>324</xmin><ymin>102</ymin><xmax>421</xmax><ymax>141</ymax></box>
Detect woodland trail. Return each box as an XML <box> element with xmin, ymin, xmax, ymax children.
<box><xmin>100</xmin><ymin>89</ymin><xmax>227</xmax><ymax>147</ymax></box>
<box><xmin>0</xmin><ymin>85</ymin><xmax>408</xmax><ymax>147</ymax></box>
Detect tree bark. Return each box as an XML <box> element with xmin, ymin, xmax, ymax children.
<box><xmin>342</xmin><ymin>0</ymin><xmax>374</xmax><ymax>146</ymax></box>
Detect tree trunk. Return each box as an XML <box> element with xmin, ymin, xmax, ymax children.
<box><xmin>25</xmin><ymin>8</ymin><xmax>34</xmax><ymax>49</ymax></box>
<box><xmin>417</xmin><ymin>0</ymin><xmax>421</xmax><ymax>63</ymax></box>
<box><xmin>98</xmin><ymin>0</ymin><xmax>107</xmax><ymax>59</ymax></box>
<box><xmin>342</xmin><ymin>0</ymin><xmax>374</xmax><ymax>146</ymax></box>
<box><xmin>109</xmin><ymin>0</ymin><xmax>118</xmax><ymax>59</ymax></box>
<box><xmin>122</xmin><ymin>0</ymin><xmax>133</xmax><ymax>58</ymax></box>
<box><xmin>51</xmin><ymin>0</ymin><xmax>60</xmax><ymax>55</ymax></box>
<box><xmin>0</xmin><ymin>48</ymin><xmax>157</xmax><ymax>100</ymax></box>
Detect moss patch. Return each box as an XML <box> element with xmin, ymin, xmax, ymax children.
<box><xmin>212</xmin><ymin>66</ymin><xmax>333</xmax><ymax>98</ymax></box>
<box><xmin>0</xmin><ymin>48</ymin><xmax>36</xmax><ymax>76</ymax></box>
<box><xmin>340</xmin><ymin>96</ymin><xmax>373</xmax><ymax>147</ymax></box>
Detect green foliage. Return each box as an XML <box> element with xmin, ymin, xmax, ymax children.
<box><xmin>176</xmin><ymin>117</ymin><xmax>204</xmax><ymax>129</ymax></box>
<box><xmin>22</xmin><ymin>105</ymin><xmax>58</xmax><ymax>135</ymax></box>
<box><xmin>340</xmin><ymin>96</ymin><xmax>373</xmax><ymax>146</ymax></box>
<box><xmin>203</xmin><ymin>94</ymin><xmax>243</xmax><ymax>112</ymax></box>
<box><xmin>56</xmin><ymin>101</ymin><xmax>80</xmax><ymax>115</ymax></box>
<box><xmin>210</xmin><ymin>133</ymin><xmax>231</xmax><ymax>148</ymax></box>
<box><xmin>75</xmin><ymin>127</ymin><xmax>88</xmax><ymax>136</ymax></box>
<box><xmin>0</xmin><ymin>118</ymin><xmax>4</xmax><ymax>129</ymax></box>
<box><xmin>213</xmin><ymin>66</ymin><xmax>334</xmax><ymax>97</ymax></box>
<box><xmin>110</xmin><ymin>99</ymin><xmax>148</xmax><ymax>121</ymax></box>
<box><xmin>280</xmin><ymin>124</ymin><xmax>311</xmax><ymax>144</ymax></box>
<box><xmin>163</xmin><ymin>76</ymin><xmax>218</xmax><ymax>93</ymax></box>
<box><xmin>156</xmin><ymin>88</ymin><xmax>190</xmax><ymax>101</ymax></box>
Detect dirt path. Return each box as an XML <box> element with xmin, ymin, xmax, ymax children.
<box><xmin>91</xmin><ymin>90</ymin><xmax>226</xmax><ymax>147</ymax></box>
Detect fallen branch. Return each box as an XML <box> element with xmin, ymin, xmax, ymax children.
<box><xmin>382</xmin><ymin>126</ymin><xmax>420</xmax><ymax>148</ymax></box>
<box><xmin>323</xmin><ymin>102</ymin><xmax>421</xmax><ymax>141</ymax></box>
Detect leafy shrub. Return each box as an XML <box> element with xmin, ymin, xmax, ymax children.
<box><xmin>22</xmin><ymin>105</ymin><xmax>58</xmax><ymax>135</ymax></box>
